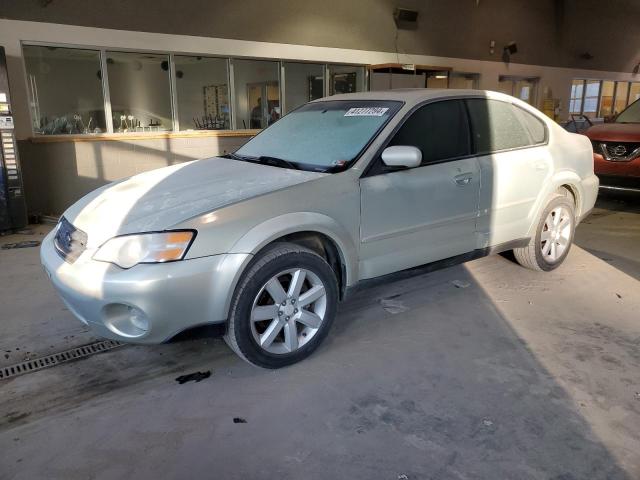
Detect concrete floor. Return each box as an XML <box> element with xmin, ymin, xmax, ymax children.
<box><xmin>1</xmin><ymin>191</ymin><xmax>639</xmax><ymax>480</ymax></box>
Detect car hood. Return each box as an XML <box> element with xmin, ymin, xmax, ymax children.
<box><xmin>585</xmin><ymin>123</ymin><xmax>640</xmax><ymax>142</ymax></box>
<box><xmin>63</xmin><ymin>156</ymin><xmax>325</xmax><ymax>248</ymax></box>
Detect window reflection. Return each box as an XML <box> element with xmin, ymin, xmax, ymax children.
<box><xmin>284</xmin><ymin>62</ymin><xmax>324</xmax><ymax>114</ymax></box>
<box><xmin>614</xmin><ymin>82</ymin><xmax>629</xmax><ymax>115</ymax></box>
<box><xmin>328</xmin><ymin>65</ymin><xmax>366</xmax><ymax>95</ymax></box>
<box><xmin>599</xmin><ymin>81</ymin><xmax>615</xmax><ymax>118</ymax></box>
<box><xmin>106</xmin><ymin>51</ymin><xmax>172</xmax><ymax>132</ymax></box>
<box><xmin>23</xmin><ymin>46</ymin><xmax>106</xmax><ymax>135</ymax></box>
<box><xmin>233</xmin><ymin>59</ymin><xmax>280</xmax><ymax>129</ymax></box>
<box><xmin>174</xmin><ymin>56</ymin><xmax>229</xmax><ymax>130</ymax></box>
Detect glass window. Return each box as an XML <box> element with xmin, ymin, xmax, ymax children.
<box><xmin>283</xmin><ymin>62</ymin><xmax>324</xmax><ymax>114</ymax></box>
<box><xmin>106</xmin><ymin>51</ymin><xmax>172</xmax><ymax>132</ymax></box>
<box><xmin>616</xmin><ymin>99</ymin><xmax>640</xmax><ymax>123</ymax></box>
<box><xmin>569</xmin><ymin>80</ymin><xmax>584</xmax><ymax>114</ymax></box>
<box><xmin>235</xmin><ymin>100</ymin><xmax>401</xmax><ymax>171</ymax></box>
<box><xmin>599</xmin><ymin>81</ymin><xmax>615</xmax><ymax>118</ymax></box>
<box><xmin>629</xmin><ymin>83</ymin><xmax>640</xmax><ymax>104</ymax></box>
<box><xmin>23</xmin><ymin>45</ymin><xmax>106</xmax><ymax>135</ymax></box>
<box><xmin>512</xmin><ymin>107</ymin><xmax>546</xmax><ymax>144</ymax></box>
<box><xmin>389</xmin><ymin>100</ymin><xmax>470</xmax><ymax>164</ymax></box>
<box><xmin>233</xmin><ymin>59</ymin><xmax>280</xmax><ymax>129</ymax></box>
<box><xmin>328</xmin><ymin>65</ymin><xmax>366</xmax><ymax>95</ymax></box>
<box><xmin>614</xmin><ymin>81</ymin><xmax>629</xmax><ymax>115</ymax></box>
<box><xmin>583</xmin><ymin>80</ymin><xmax>600</xmax><ymax>115</ymax></box>
<box><xmin>466</xmin><ymin>98</ymin><xmax>532</xmax><ymax>154</ymax></box>
<box><xmin>174</xmin><ymin>56</ymin><xmax>229</xmax><ymax>130</ymax></box>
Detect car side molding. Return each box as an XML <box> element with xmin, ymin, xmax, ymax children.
<box><xmin>343</xmin><ymin>238</ymin><xmax>530</xmax><ymax>300</ymax></box>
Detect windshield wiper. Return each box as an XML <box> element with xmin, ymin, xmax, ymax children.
<box><xmin>253</xmin><ymin>156</ymin><xmax>300</xmax><ymax>170</ymax></box>
<box><xmin>222</xmin><ymin>152</ymin><xmax>248</xmax><ymax>161</ymax></box>
<box><xmin>223</xmin><ymin>152</ymin><xmax>300</xmax><ymax>170</ymax></box>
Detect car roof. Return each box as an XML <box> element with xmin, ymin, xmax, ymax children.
<box><xmin>316</xmin><ymin>88</ymin><xmax>516</xmax><ymax>104</ymax></box>
<box><xmin>315</xmin><ymin>89</ymin><xmax>552</xmax><ymax>126</ymax></box>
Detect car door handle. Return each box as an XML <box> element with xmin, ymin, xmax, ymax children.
<box><xmin>533</xmin><ymin>161</ymin><xmax>547</xmax><ymax>171</ymax></box>
<box><xmin>454</xmin><ymin>173</ymin><xmax>474</xmax><ymax>186</ymax></box>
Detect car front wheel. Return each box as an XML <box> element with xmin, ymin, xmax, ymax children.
<box><xmin>224</xmin><ymin>243</ymin><xmax>338</xmax><ymax>368</ymax></box>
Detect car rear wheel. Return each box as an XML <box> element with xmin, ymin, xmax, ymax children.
<box><xmin>513</xmin><ymin>190</ymin><xmax>576</xmax><ymax>271</ymax></box>
<box><xmin>224</xmin><ymin>243</ymin><xmax>338</xmax><ymax>368</ymax></box>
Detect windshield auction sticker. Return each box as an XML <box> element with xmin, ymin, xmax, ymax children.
<box><xmin>344</xmin><ymin>107</ymin><xmax>389</xmax><ymax>117</ymax></box>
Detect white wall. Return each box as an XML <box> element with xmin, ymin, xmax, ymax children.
<box><xmin>2</xmin><ymin>19</ymin><xmax>640</xmax><ymax>139</ymax></box>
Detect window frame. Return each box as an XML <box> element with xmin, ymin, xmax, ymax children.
<box><xmin>362</xmin><ymin>95</ymin><xmax>549</xmax><ymax>178</ymax></box>
<box><xmin>237</xmin><ymin>98</ymin><xmax>405</xmax><ymax>173</ymax></box>
<box><xmin>21</xmin><ymin>44</ymin><xmax>108</xmax><ymax>135</ymax></box>
<box><xmin>465</xmin><ymin>98</ymin><xmax>549</xmax><ymax>156</ymax></box>
<box><xmin>19</xmin><ymin>40</ymin><xmax>368</xmax><ymax>137</ymax></box>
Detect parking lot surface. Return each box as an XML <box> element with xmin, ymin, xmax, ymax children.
<box><xmin>1</xmin><ymin>193</ymin><xmax>639</xmax><ymax>480</ymax></box>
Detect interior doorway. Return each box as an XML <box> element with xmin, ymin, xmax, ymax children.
<box><xmin>498</xmin><ymin>76</ymin><xmax>539</xmax><ymax>105</ymax></box>
<box><xmin>248</xmin><ymin>81</ymin><xmax>280</xmax><ymax>128</ymax></box>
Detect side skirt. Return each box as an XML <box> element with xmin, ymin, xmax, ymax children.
<box><xmin>343</xmin><ymin>238</ymin><xmax>530</xmax><ymax>299</ymax></box>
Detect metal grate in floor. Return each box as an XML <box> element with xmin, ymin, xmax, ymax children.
<box><xmin>0</xmin><ymin>339</ymin><xmax>123</xmax><ymax>380</ymax></box>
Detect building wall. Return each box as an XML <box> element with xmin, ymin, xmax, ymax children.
<box><xmin>19</xmin><ymin>134</ymin><xmax>252</xmax><ymax>216</ymax></box>
<box><xmin>1</xmin><ymin>15</ymin><xmax>639</xmax><ymax>216</ymax></box>
<box><xmin>2</xmin><ymin>18</ymin><xmax>639</xmax><ymax>141</ymax></box>
<box><xmin>1</xmin><ymin>0</ymin><xmax>639</xmax><ymax>73</ymax></box>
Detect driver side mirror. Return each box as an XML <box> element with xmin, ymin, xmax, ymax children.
<box><xmin>381</xmin><ymin>146</ymin><xmax>422</xmax><ymax>169</ymax></box>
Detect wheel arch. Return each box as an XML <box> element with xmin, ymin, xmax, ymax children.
<box><xmin>226</xmin><ymin>213</ymin><xmax>358</xmax><ymax>310</ymax></box>
<box><xmin>527</xmin><ymin>172</ymin><xmax>583</xmax><ymax>237</ymax></box>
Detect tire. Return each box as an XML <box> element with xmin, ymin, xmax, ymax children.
<box><xmin>224</xmin><ymin>242</ymin><xmax>338</xmax><ymax>368</ymax></box>
<box><xmin>513</xmin><ymin>190</ymin><xmax>576</xmax><ymax>272</ymax></box>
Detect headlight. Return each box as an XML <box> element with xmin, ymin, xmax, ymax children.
<box><xmin>93</xmin><ymin>230</ymin><xmax>196</xmax><ymax>269</ymax></box>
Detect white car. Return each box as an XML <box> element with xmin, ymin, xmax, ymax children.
<box><xmin>41</xmin><ymin>90</ymin><xmax>599</xmax><ymax>368</ymax></box>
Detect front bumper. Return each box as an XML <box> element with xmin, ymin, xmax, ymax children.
<box><xmin>40</xmin><ymin>230</ymin><xmax>250</xmax><ymax>344</ymax></box>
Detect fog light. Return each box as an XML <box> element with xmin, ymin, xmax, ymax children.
<box><xmin>129</xmin><ymin>306</ymin><xmax>148</xmax><ymax>331</ymax></box>
<box><xmin>102</xmin><ymin>303</ymin><xmax>149</xmax><ymax>338</ymax></box>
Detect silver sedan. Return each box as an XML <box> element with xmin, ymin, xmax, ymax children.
<box><xmin>41</xmin><ymin>89</ymin><xmax>599</xmax><ymax>368</ymax></box>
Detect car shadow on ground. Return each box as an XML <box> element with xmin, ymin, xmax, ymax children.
<box><xmin>575</xmin><ymin>189</ymin><xmax>640</xmax><ymax>281</ymax></box>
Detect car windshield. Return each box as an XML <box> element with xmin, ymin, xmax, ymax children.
<box><xmin>233</xmin><ymin>100</ymin><xmax>403</xmax><ymax>172</ymax></box>
<box><xmin>616</xmin><ymin>98</ymin><xmax>640</xmax><ymax>123</ymax></box>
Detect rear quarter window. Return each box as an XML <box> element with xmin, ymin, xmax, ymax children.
<box><xmin>512</xmin><ymin>106</ymin><xmax>547</xmax><ymax>144</ymax></box>
<box><xmin>466</xmin><ymin>98</ymin><xmax>541</xmax><ymax>154</ymax></box>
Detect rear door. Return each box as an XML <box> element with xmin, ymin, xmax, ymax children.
<box><xmin>358</xmin><ymin>99</ymin><xmax>481</xmax><ymax>280</ymax></box>
<box><xmin>466</xmin><ymin>98</ymin><xmax>551</xmax><ymax>246</ymax></box>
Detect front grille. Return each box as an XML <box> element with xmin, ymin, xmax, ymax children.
<box><xmin>54</xmin><ymin>217</ymin><xmax>87</xmax><ymax>263</ymax></box>
<box><xmin>594</xmin><ymin>141</ymin><xmax>640</xmax><ymax>162</ymax></box>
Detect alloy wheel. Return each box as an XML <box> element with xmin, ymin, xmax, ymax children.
<box><xmin>250</xmin><ymin>268</ymin><xmax>327</xmax><ymax>354</ymax></box>
<box><xmin>540</xmin><ymin>206</ymin><xmax>573</xmax><ymax>262</ymax></box>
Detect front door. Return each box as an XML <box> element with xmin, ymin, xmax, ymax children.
<box><xmin>359</xmin><ymin>99</ymin><xmax>481</xmax><ymax>280</ymax></box>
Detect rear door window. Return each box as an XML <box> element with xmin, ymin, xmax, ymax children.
<box><xmin>512</xmin><ymin>106</ymin><xmax>547</xmax><ymax>144</ymax></box>
<box><xmin>466</xmin><ymin>98</ymin><xmax>535</xmax><ymax>154</ymax></box>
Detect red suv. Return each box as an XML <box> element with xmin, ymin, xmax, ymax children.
<box><xmin>584</xmin><ymin>98</ymin><xmax>640</xmax><ymax>191</ymax></box>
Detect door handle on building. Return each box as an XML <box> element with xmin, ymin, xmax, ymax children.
<box><xmin>454</xmin><ymin>173</ymin><xmax>473</xmax><ymax>185</ymax></box>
